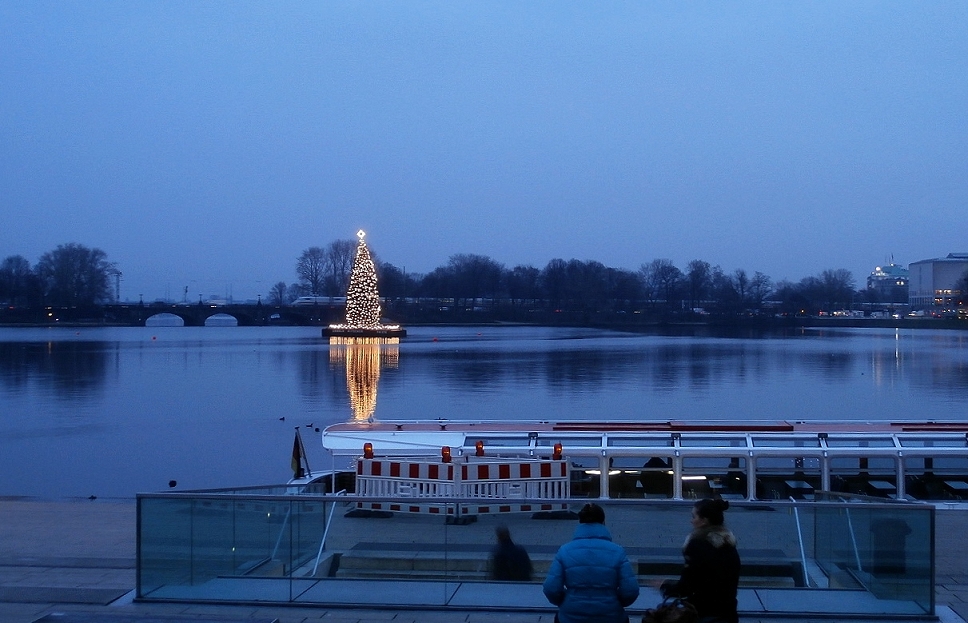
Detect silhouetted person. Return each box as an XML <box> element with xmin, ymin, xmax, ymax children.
<box><xmin>639</xmin><ymin>457</ymin><xmax>673</xmax><ymax>497</ymax></box>
<box><xmin>490</xmin><ymin>526</ymin><xmax>532</xmax><ymax>581</ymax></box>
<box><xmin>543</xmin><ymin>503</ymin><xmax>639</xmax><ymax>623</ymax></box>
<box><xmin>660</xmin><ymin>498</ymin><xmax>740</xmax><ymax>623</ymax></box>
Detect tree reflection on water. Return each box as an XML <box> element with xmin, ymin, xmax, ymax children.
<box><xmin>328</xmin><ymin>337</ymin><xmax>399</xmax><ymax>422</ymax></box>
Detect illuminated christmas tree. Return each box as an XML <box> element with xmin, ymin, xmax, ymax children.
<box><xmin>344</xmin><ymin>230</ymin><xmax>382</xmax><ymax>328</ymax></box>
<box><xmin>324</xmin><ymin>230</ymin><xmax>406</xmax><ymax>338</ymax></box>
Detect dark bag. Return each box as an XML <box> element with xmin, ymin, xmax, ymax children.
<box><xmin>642</xmin><ymin>597</ymin><xmax>699</xmax><ymax>623</ymax></box>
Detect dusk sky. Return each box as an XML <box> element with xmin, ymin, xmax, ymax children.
<box><xmin>2</xmin><ymin>2</ymin><xmax>967</xmax><ymax>302</ymax></box>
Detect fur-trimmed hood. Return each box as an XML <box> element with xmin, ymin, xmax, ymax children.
<box><xmin>684</xmin><ymin>524</ymin><xmax>737</xmax><ymax>550</ymax></box>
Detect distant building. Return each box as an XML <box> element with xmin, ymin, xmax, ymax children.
<box><xmin>866</xmin><ymin>263</ymin><xmax>909</xmax><ymax>305</ymax></box>
<box><xmin>908</xmin><ymin>253</ymin><xmax>968</xmax><ymax>309</ymax></box>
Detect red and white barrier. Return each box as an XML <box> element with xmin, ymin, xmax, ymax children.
<box><xmin>354</xmin><ymin>457</ymin><xmax>569</xmax><ymax>515</ymax></box>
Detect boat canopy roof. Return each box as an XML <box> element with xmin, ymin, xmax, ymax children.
<box><xmin>321</xmin><ymin>420</ymin><xmax>968</xmax><ymax>457</ymax></box>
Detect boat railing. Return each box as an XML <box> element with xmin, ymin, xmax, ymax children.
<box><xmin>319</xmin><ymin>426</ymin><xmax>968</xmax><ymax>504</ymax></box>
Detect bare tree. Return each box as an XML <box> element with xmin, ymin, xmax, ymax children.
<box><xmin>296</xmin><ymin>247</ymin><xmax>326</xmax><ymax>295</ymax></box>
<box><xmin>375</xmin><ymin>261</ymin><xmax>417</xmax><ymax>299</ymax></box>
<box><xmin>733</xmin><ymin>269</ymin><xmax>749</xmax><ymax>306</ymax></box>
<box><xmin>639</xmin><ymin>259</ymin><xmax>682</xmax><ymax>308</ymax></box>
<box><xmin>324</xmin><ymin>239</ymin><xmax>356</xmax><ymax>295</ymax></box>
<box><xmin>748</xmin><ymin>271</ymin><xmax>773</xmax><ymax>311</ymax></box>
<box><xmin>685</xmin><ymin>260</ymin><xmax>712</xmax><ymax>309</ymax></box>
<box><xmin>0</xmin><ymin>255</ymin><xmax>40</xmax><ymax>306</ymax></box>
<box><xmin>540</xmin><ymin>259</ymin><xmax>568</xmax><ymax>309</ymax></box>
<box><xmin>35</xmin><ymin>243</ymin><xmax>114</xmax><ymax>306</ymax></box>
<box><xmin>286</xmin><ymin>283</ymin><xmax>307</xmax><ymax>302</ymax></box>
<box><xmin>447</xmin><ymin>254</ymin><xmax>504</xmax><ymax>304</ymax></box>
<box><xmin>505</xmin><ymin>265</ymin><xmax>540</xmax><ymax>306</ymax></box>
<box><xmin>269</xmin><ymin>281</ymin><xmax>288</xmax><ymax>306</ymax></box>
<box><xmin>820</xmin><ymin>269</ymin><xmax>856</xmax><ymax>310</ymax></box>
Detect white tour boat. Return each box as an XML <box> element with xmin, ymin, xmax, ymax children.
<box><xmin>290</xmin><ymin>419</ymin><xmax>968</xmax><ymax>512</ymax></box>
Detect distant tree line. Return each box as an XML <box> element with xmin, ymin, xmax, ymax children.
<box><xmin>0</xmin><ymin>243</ymin><xmax>116</xmax><ymax>307</ymax></box>
<box><xmin>275</xmin><ymin>241</ymin><xmax>865</xmax><ymax>319</ymax></box>
<box><xmin>9</xmin><ymin>239</ymin><xmax>951</xmax><ymax>321</ymax></box>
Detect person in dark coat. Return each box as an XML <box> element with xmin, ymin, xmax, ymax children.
<box><xmin>543</xmin><ymin>503</ymin><xmax>640</xmax><ymax>623</ymax></box>
<box><xmin>660</xmin><ymin>498</ymin><xmax>741</xmax><ymax>623</ymax></box>
<box><xmin>490</xmin><ymin>526</ymin><xmax>533</xmax><ymax>581</ymax></box>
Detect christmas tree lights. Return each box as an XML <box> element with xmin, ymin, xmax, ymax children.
<box><xmin>324</xmin><ymin>230</ymin><xmax>406</xmax><ymax>338</ymax></box>
<box><xmin>344</xmin><ymin>230</ymin><xmax>382</xmax><ymax>328</ymax></box>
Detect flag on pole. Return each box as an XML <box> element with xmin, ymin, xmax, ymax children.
<box><xmin>291</xmin><ymin>428</ymin><xmax>306</xmax><ymax>479</ymax></box>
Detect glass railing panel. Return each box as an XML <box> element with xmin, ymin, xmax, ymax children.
<box><xmin>184</xmin><ymin>498</ymin><xmax>243</xmax><ymax>585</ymax></box>
<box><xmin>138</xmin><ymin>495</ymin><xmax>193</xmax><ymax>598</ymax></box>
<box><xmin>812</xmin><ymin>494</ymin><xmax>933</xmax><ymax>615</ymax></box>
<box><xmin>291</xmin><ymin>498</ymin><xmax>460</xmax><ymax>606</ymax></box>
<box><xmin>138</xmin><ymin>492</ymin><xmax>934</xmax><ymax>616</ymax></box>
<box><xmin>278</xmin><ymin>497</ymin><xmax>328</xmax><ymax>588</ymax></box>
<box><xmin>597</xmin><ymin>500</ymin><xmax>807</xmax><ymax>590</ymax></box>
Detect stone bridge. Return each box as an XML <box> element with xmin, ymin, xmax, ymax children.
<box><xmin>102</xmin><ymin>303</ymin><xmax>345</xmax><ymax>327</ymax></box>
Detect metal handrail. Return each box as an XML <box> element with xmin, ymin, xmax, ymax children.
<box><xmin>312</xmin><ymin>489</ymin><xmax>346</xmax><ymax>577</ymax></box>
<box><xmin>844</xmin><ymin>504</ymin><xmax>865</xmax><ymax>574</ymax></box>
<box><xmin>790</xmin><ymin>498</ymin><xmax>811</xmax><ymax>588</ymax></box>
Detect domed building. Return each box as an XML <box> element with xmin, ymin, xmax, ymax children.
<box><xmin>866</xmin><ymin>262</ymin><xmax>909</xmax><ymax>305</ymax></box>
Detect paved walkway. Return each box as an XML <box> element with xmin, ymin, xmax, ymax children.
<box><xmin>1</xmin><ymin>498</ymin><xmax>966</xmax><ymax>623</ymax></box>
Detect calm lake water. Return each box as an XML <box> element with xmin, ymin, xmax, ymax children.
<box><xmin>1</xmin><ymin>324</ymin><xmax>967</xmax><ymax>499</ymax></box>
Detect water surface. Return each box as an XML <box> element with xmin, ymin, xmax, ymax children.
<box><xmin>1</xmin><ymin>325</ymin><xmax>966</xmax><ymax>499</ymax></box>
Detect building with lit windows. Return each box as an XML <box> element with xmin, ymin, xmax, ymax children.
<box><xmin>866</xmin><ymin>262</ymin><xmax>908</xmax><ymax>305</ymax></box>
<box><xmin>908</xmin><ymin>253</ymin><xmax>968</xmax><ymax>309</ymax></box>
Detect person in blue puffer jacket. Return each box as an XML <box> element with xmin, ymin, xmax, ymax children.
<box><xmin>543</xmin><ymin>503</ymin><xmax>640</xmax><ymax>623</ymax></box>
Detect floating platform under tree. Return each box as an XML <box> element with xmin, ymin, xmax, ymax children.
<box><xmin>323</xmin><ymin>325</ymin><xmax>407</xmax><ymax>338</ymax></box>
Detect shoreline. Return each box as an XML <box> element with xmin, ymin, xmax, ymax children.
<box><xmin>0</xmin><ymin>318</ymin><xmax>965</xmax><ymax>331</ymax></box>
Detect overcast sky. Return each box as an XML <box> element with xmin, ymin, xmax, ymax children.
<box><xmin>2</xmin><ymin>2</ymin><xmax>967</xmax><ymax>302</ymax></box>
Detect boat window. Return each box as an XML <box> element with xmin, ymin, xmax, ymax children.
<box><xmin>751</xmin><ymin>437</ymin><xmax>821</xmax><ymax>448</ymax></box>
<box><xmin>829</xmin><ymin>456</ymin><xmax>896</xmax><ymax>470</ymax></box>
<box><xmin>678</xmin><ymin>436</ymin><xmax>747</xmax><ymax>448</ymax></box>
<box><xmin>606</xmin><ymin>456</ymin><xmax>674</xmax><ymax>499</ymax></box>
<box><xmin>463</xmin><ymin>437</ymin><xmax>531</xmax><ymax>448</ymax></box>
<box><xmin>903</xmin><ymin>456</ymin><xmax>968</xmax><ymax>501</ymax></box>
<box><xmin>681</xmin><ymin>456</ymin><xmax>747</xmax><ymax>500</ymax></box>
<box><xmin>608</xmin><ymin>456</ymin><xmax>664</xmax><ymax>469</ymax></box>
<box><xmin>607</xmin><ymin>437</ymin><xmax>675</xmax><ymax>448</ymax></box>
<box><xmin>824</xmin><ymin>437</ymin><xmax>896</xmax><ymax>448</ymax></box>
<box><xmin>536</xmin><ymin>437</ymin><xmax>601</xmax><ymax>448</ymax></box>
<box><xmin>827</xmin><ymin>456</ymin><xmax>898</xmax><ymax>498</ymax></box>
<box><xmin>682</xmin><ymin>456</ymin><xmax>747</xmax><ymax>470</ymax></box>
<box><xmin>754</xmin><ymin>456</ymin><xmax>822</xmax><ymax>471</ymax></box>
<box><xmin>898</xmin><ymin>437</ymin><xmax>967</xmax><ymax>448</ymax></box>
<box><xmin>568</xmin><ymin>456</ymin><xmax>602</xmax><ymax>498</ymax></box>
<box><xmin>752</xmin><ymin>456</ymin><xmax>821</xmax><ymax>500</ymax></box>
<box><xmin>903</xmin><ymin>456</ymin><xmax>968</xmax><ymax>472</ymax></box>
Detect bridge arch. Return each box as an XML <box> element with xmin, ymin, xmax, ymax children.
<box><xmin>145</xmin><ymin>312</ymin><xmax>185</xmax><ymax>327</ymax></box>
